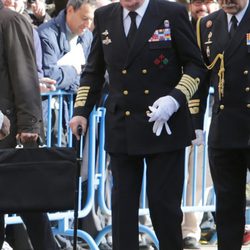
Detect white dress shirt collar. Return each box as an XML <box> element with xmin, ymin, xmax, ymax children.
<box><xmin>122</xmin><ymin>0</ymin><xmax>149</xmax><ymax>35</ymax></box>
<box><xmin>123</xmin><ymin>0</ymin><xmax>150</xmax><ymax>23</ymax></box>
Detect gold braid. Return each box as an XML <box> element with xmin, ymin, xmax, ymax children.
<box><xmin>196</xmin><ymin>17</ymin><xmax>225</xmax><ymax>99</ymax></box>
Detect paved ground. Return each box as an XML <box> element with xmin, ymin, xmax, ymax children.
<box><xmin>139</xmin><ymin>243</ymin><xmax>250</xmax><ymax>250</ymax></box>
<box><xmin>185</xmin><ymin>245</ymin><xmax>250</xmax><ymax>250</ymax></box>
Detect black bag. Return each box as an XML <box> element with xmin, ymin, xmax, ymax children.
<box><xmin>0</xmin><ymin>145</ymin><xmax>77</xmax><ymax>213</ymax></box>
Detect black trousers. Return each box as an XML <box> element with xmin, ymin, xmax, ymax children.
<box><xmin>208</xmin><ymin>147</ymin><xmax>250</xmax><ymax>250</ymax></box>
<box><xmin>0</xmin><ymin>212</ymin><xmax>59</xmax><ymax>250</ymax></box>
<box><xmin>110</xmin><ymin>149</ymin><xmax>185</xmax><ymax>250</ymax></box>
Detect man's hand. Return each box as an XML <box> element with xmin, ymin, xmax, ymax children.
<box><xmin>152</xmin><ymin>119</ymin><xmax>172</xmax><ymax>136</ymax></box>
<box><xmin>17</xmin><ymin>133</ymin><xmax>39</xmax><ymax>144</ymax></box>
<box><xmin>69</xmin><ymin>116</ymin><xmax>87</xmax><ymax>140</ymax></box>
<box><xmin>0</xmin><ymin>115</ymin><xmax>10</xmax><ymax>140</ymax></box>
<box><xmin>39</xmin><ymin>77</ymin><xmax>56</xmax><ymax>93</ymax></box>
<box><xmin>147</xmin><ymin>95</ymin><xmax>179</xmax><ymax>136</ymax></box>
<box><xmin>192</xmin><ymin>129</ymin><xmax>205</xmax><ymax>146</ymax></box>
<box><xmin>31</xmin><ymin>0</ymin><xmax>46</xmax><ymax>21</ymax></box>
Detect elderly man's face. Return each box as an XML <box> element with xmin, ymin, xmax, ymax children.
<box><xmin>218</xmin><ymin>0</ymin><xmax>247</xmax><ymax>14</ymax></box>
<box><xmin>120</xmin><ymin>0</ymin><xmax>144</xmax><ymax>11</ymax></box>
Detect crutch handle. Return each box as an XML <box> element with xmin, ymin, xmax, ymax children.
<box><xmin>77</xmin><ymin>125</ymin><xmax>83</xmax><ymax>136</ymax></box>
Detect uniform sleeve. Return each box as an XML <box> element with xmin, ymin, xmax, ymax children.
<box><xmin>73</xmin><ymin>12</ymin><xmax>106</xmax><ymax>118</ymax></box>
<box><xmin>169</xmin><ymin>5</ymin><xmax>207</xmax><ymax>106</ymax></box>
<box><xmin>4</xmin><ymin>14</ymin><xmax>43</xmax><ymax>133</ymax></box>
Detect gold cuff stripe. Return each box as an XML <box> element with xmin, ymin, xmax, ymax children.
<box><xmin>75</xmin><ymin>93</ymin><xmax>88</xmax><ymax>100</ymax></box>
<box><xmin>188</xmin><ymin>99</ymin><xmax>200</xmax><ymax>108</ymax></box>
<box><xmin>186</xmin><ymin>76</ymin><xmax>199</xmax><ymax>94</ymax></box>
<box><xmin>75</xmin><ymin>97</ymin><xmax>87</xmax><ymax>103</ymax></box>
<box><xmin>181</xmin><ymin>75</ymin><xmax>198</xmax><ymax>94</ymax></box>
<box><xmin>77</xmin><ymin>89</ymin><xmax>89</xmax><ymax>94</ymax></box>
<box><xmin>181</xmin><ymin>79</ymin><xmax>196</xmax><ymax>96</ymax></box>
<box><xmin>188</xmin><ymin>103</ymin><xmax>200</xmax><ymax>108</ymax></box>
<box><xmin>76</xmin><ymin>93</ymin><xmax>88</xmax><ymax>98</ymax></box>
<box><xmin>177</xmin><ymin>84</ymin><xmax>192</xmax><ymax>100</ymax></box>
<box><xmin>74</xmin><ymin>100</ymin><xmax>86</xmax><ymax>108</ymax></box>
<box><xmin>189</xmin><ymin>107</ymin><xmax>199</xmax><ymax>114</ymax></box>
<box><xmin>74</xmin><ymin>86</ymin><xmax>90</xmax><ymax>108</ymax></box>
<box><xmin>176</xmin><ymin>84</ymin><xmax>192</xmax><ymax>100</ymax></box>
<box><xmin>78</xmin><ymin>86</ymin><xmax>90</xmax><ymax>91</ymax></box>
<box><xmin>75</xmin><ymin>86</ymin><xmax>90</xmax><ymax>103</ymax></box>
<box><xmin>175</xmin><ymin>74</ymin><xmax>200</xmax><ymax>101</ymax></box>
<box><xmin>189</xmin><ymin>99</ymin><xmax>200</xmax><ymax>104</ymax></box>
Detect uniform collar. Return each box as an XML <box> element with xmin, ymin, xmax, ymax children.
<box><xmin>123</xmin><ymin>0</ymin><xmax>149</xmax><ymax>20</ymax></box>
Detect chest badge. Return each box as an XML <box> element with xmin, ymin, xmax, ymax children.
<box><xmin>102</xmin><ymin>30</ymin><xmax>112</xmax><ymax>45</ymax></box>
<box><xmin>205</xmin><ymin>32</ymin><xmax>213</xmax><ymax>45</ymax></box>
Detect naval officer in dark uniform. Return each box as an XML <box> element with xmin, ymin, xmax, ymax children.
<box><xmin>70</xmin><ymin>0</ymin><xmax>206</xmax><ymax>249</ymax></box>
<box><xmin>192</xmin><ymin>0</ymin><xmax>250</xmax><ymax>248</ymax></box>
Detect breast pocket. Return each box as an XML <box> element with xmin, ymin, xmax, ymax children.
<box><xmin>149</xmin><ymin>41</ymin><xmax>172</xmax><ymax>50</ymax></box>
<box><xmin>145</xmin><ymin>41</ymin><xmax>176</xmax><ymax>70</ymax></box>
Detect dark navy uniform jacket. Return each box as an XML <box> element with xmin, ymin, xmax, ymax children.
<box><xmin>74</xmin><ymin>0</ymin><xmax>206</xmax><ymax>155</ymax></box>
<box><xmin>193</xmin><ymin>7</ymin><xmax>250</xmax><ymax>149</ymax></box>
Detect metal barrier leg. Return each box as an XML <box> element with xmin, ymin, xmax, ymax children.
<box><xmin>95</xmin><ymin>224</ymin><xmax>159</xmax><ymax>249</ymax></box>
<box><xmin>61</xmin><ymin>229</ymin><xmax>99</xmax><ymax>250</ymax></box>
<box><xmin>139</xmin><ymin>224</ymin><xmax>159</xmax><ymax>249</ymax></box>
<box><xmin>95</xmin><ymin>225</ymin><xmax>112</xmax><ymax>246</ymax></box>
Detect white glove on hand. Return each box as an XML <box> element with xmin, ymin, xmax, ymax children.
<box><xmin>148</xmin><ymin>96</ymin><xmax>179</xmax><ymax>136</ymax></box>
<box><xmin>192</xmin><ymin>129</ymin><xmax>205</xmax><ymax>146</ymax></box>
<box><xmin>152</xmin><ymin>119</ymin><xmax>172</xmax><ymax>136</ymax></box>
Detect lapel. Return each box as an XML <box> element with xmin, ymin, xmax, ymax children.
<box><xmin>123</xmin><ymin>0</ymin><xmax>162</xmax><ymax>68</ymax></box>
<box><xmin>224</xmin><ymin>4</ymin><xmax>250</xmax><ymax>63</ymax></box>
<box><xmin>106</xmin><ymin>4</ymin><xmax>128</xmax><ymax>55</ymax></box>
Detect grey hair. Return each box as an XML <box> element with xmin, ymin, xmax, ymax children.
<box><xmin>66</xmin><ymin>0</ymin><xmax>91</xmax><ymax>10</ymax></box>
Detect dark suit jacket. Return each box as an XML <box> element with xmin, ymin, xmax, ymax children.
<box><xmin>194</xmin><ymin>8</ymin><xmax>250</xmax><ymax>148</ymax></box>
<box><xmin>0</xmin><ymin>2</ymin><xmax>43</xmax><ymax>148</ymax></box>
<box><xmin>74</xmin><ymin>0</ymin><xmax>206</xmax><ymax>155</ymax></box>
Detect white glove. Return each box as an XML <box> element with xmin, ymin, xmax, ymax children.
<box><xmin>192</xmin><ymin>129</ymin><xmax>205</xmax><ymax>146</ymax></box>
<box><xmin>148</xmin><ymin>96</ymin><xmax>179</xmax><ymax>136</ymax></box>
<box><xmin>152</xmin><ymin>119</ymin><xmax>172</xmax><ymax>136</ymax></box>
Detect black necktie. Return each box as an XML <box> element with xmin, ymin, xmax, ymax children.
<box><xmin>127</xmin><ymin>11</ymin><xmax>137</xmax><ymax>47</ymax></box>
<box><xmin>229</xmin><ymin>15</ymin><xmax>238</xmax><ymax>39</ymax></box>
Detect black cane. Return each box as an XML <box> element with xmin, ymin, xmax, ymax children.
<box><xmin>73</xmin><ymin>125</ymin><xmax>83</xmax><ymax>250</ymax></box>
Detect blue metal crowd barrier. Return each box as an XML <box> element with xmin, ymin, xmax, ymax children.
<box><xmin>4</xmin><ymin>89</ymin><xmax>217</xmax><ymax>250</ymax></box>
<box><xmin>5</xmin><ymin>90</ymin><xmax>100</xmax><ymax>250</ymax></box>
